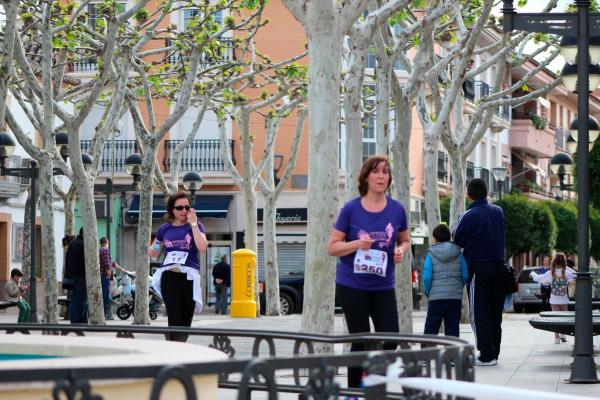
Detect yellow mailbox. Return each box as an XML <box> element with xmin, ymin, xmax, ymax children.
<box><xmin>230</xmin><ymin>248</ymin><xmax>257</xmax><ymax>318</ymax></box>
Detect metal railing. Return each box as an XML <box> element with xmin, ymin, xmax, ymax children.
<box><xmin>163</xmin><ymin>139</ymin><xmax>235</xmax><ymax>172</ymax></box>
<box><xmin>80</xmin><ymin>140</ymin><xmax>138</xmax><ymax>173</ymax></box>
<box><xmin>0</xmin><ymin>323</ymin><xmax>475</xmax><ymax>400</ymax></box>
<box><xmin>0</xmin><ymin>156</ymin><xmax>31</xmax><ymax>197</ymax></box>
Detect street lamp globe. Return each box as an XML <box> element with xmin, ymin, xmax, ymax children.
<box><xmin>183</xmin><ymin>171</ymin><xmax>203</xmax><ymax>192</ymax></box>
<box><xmin>549</xmin><ymin>152</ymin><xmax>574</xmax><ymax>175</ymax></box>
<box><xmin>569</xmin><ymin>116</ymin><xmax>600</xmax><ymax>142</ymax></box>
<box><xmin>0</xmin><ymin>132</ymin><xmax>16</xmax><ymax>159</ymax></box>
<box><xmin>54</xmin><ymin>132</ymin><xmax>69</xmax><ymax>160</ymax></box>
<box><xmin>560</xmin><ymin>35</ymin><xmax>600</xmax><ymax>65</ymax></box>
<box><xmin>561</xmin><ymin>63</ymin><xmax>600</xmax><ymax>92</ymax></box>
<box><xmin>124</xmin><ymin>153</ymin><xmax>143</xmax><ymax>180</ymax></box>
<box><xmin>81</xmin><ymin>153</ymin><xmax>93</xmax><ymax>172</ymax></box>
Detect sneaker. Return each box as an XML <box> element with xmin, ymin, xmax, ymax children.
<box><xmin>105</xmin><ymin>314</ymin><xmax>114</xmax><ymax>320</ymax></box>
<box><xmin>560</xmin><ymin>336</ymin><xmax>567</xmax><ymax>343</ymax></box>
<box><xmin>475</xmin><ymin>358</ymin><xmax>497</xmax><ymax>366</ymax></box>
<box><xmin>555</xmin><ymin>337</ymin><xmax>561</xmax><ymax>344</ymax></box>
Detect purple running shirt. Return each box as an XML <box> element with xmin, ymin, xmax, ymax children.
<box><xmin>334</xmin><ymin>196</ymin><xmax>407</xmax><ymax>291</ymax></box>
<box><xmin>156</xmin><ymin>222</ymin><xmax>205</xmax><ymax>270</ymax></box>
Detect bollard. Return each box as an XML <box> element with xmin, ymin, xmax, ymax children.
<box><xmin>230</xmin><ymin>248</ymin><xmax>257</xmax><ymax>318</ymax></box>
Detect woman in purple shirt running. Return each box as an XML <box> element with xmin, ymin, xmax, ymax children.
<box><xmin>328</xmin><ymin>155</ymin><xmax>411</xmax><ymax>389</ymax></box>
<box><xmin>150</xmin><ymin>191</ymin><xmax>208</xmax><ymax>341</ymax></box>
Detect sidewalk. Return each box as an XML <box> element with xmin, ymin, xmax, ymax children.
<box><xmin>1</xmin><ymin>308</ymin><xmax>599</xmax><ymax>398</ymax></box>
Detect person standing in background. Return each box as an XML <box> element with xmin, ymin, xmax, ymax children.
<box><xmin>212</xmin><ymin>255</ymin><xmax>231</xmax><ymax>314</ymax></box>
<box><xmin>99</xmin><ymin>237</ymin><xmax>129</xmax><ymax>320</ymax></box>
<box><xmin>65</xmin><ymin>228</ymin><xmax>87</xmax><ymax>323</ymax></box>
<box><xmin>452</xmin><ymin>178</ymin><xmax>505</xmax><ymax>366</ymax></box>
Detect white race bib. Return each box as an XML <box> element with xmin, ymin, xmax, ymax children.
<box><xmin>353</xmin><ymin>249</ymin><xmax>388</xmax><ymax>277</ymax></box>
<box><xmin>163</xmin><ymin>251</ymin><xmax>189</xmax><ymax>266</ymax></box>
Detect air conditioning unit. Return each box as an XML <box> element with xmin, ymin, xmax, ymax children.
<box><xmin>95</xmin><ymin>199</ymin><xmax>107</xmax><ymax>218</ymax></box>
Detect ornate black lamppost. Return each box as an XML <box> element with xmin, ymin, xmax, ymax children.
<box><xmin>105</xmin><ymin>153</ymin><xmax>142</xmax><ymax>240</ymax></box>
<box><xmin>182</xmin><ymin>171</ymin><xmax>204</xmax><ymax>204</ymax></box>
<box><xmin>0</xmin><ymin>131</ymin><xmax>92</xmax><ymax>322</ymax></box>
<box><xmin>503</xmin><ymin>0</ymin><xmax>599</xmax><ymax>382</ymax></box>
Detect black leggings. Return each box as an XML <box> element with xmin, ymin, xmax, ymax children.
<box><xmin>161</xmin><ymin>270</ymin><xmax>195</xmax><ymax>342</ymax></box>
<box><xmin>336</xmin><ymin>283</ymin><xmax>399</xmax><ymax>388</ymax></box>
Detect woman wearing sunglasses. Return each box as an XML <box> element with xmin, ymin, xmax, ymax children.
<box><xmin>150</xmin><ymin>191</ymin><xmax>208</xmax><ymax>341</ymax></box>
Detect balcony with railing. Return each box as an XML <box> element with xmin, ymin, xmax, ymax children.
<box><xmin>509</xmin><ymin>112</ymin><xmax>555</xmax><ymax>158</ymax></box>
<box><xmin>163</xmin><ymin>139</ymin><xmax>235</xmax><ymax>172</ymax></box>
<box><xmin>79</xmin><ymin>139</ymin><xmax>235</xmax><ymax>174</ymax></box>
<box><xmin>80</xmin><ymin>140</ymin><xmax>138</xmax><ymax>174</ymax></box>
<box><xmin>0</xmin><ymin>156</ymin><xmax>31</xmax><ymax>198</ymax></box>
<box><xmin>72</xmin><ymin>39</ymin><xmax>235</xmax><ymax>73</ymax></box>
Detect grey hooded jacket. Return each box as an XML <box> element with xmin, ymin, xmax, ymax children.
<box><xmin>428</xmin><ymin>241</ymin><xmax>464</xmax><ymax>301</ymax></box>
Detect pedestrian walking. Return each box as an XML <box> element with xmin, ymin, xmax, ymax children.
<box><xmin>4</xmin><ymin>268</ymin><xmax>30</xmax><ymax>323</ymax></box>
<box><xmin>150</xmin><ymin>191</ymin><xmax>208</xmax><ymax>342</ymax></box>
<box><xmin>99</xmin><ymin>237</ymin><xmax>129</xmax><ymax>320</ymax></box>
<box><xmin>452</xmin><ymin>178</ymin><xmax>505</xmax><ymax>366</ymax></box>
<box><xmin>212</xmin><ymin>255</ymin><xmax>231</xmax><ymax>314</ymax></box>
<box><xmin>537</xmin><ymin>255</ymin><xmax>552</xmax><ymax>311</ymax></box>
<box><xmin>327</xmin><ymin>155</ymin><xmax>410</xmax><ymax>389</ymax></box>
<box><xmin>65</xmin><ymin>227</ymin><xmax>88</xmax><ymax>323</ymax></box>
<box><xmin>530</xmin><ymin>253</ymin><xmax>575</xmax><ymax>343</ymax></box>
<box><xmin>423</xmin><ymin>224</ymin><xmax>468</xmax><ymax>338</ymax></box>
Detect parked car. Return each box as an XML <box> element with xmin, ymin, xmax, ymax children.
<box><xmin>259</xmin><ymin>272</ymin><xmax>347</xmax><ymax>316</ymax></box>
<box><xmin>513</xmin><ymin>267</ymin><xmax>545</xmax><ymax>313</ymax></box>
<box><xmin>259</xmin><ymin>273</ymin><xmax>305</xmax><ymax>316</ymax></box>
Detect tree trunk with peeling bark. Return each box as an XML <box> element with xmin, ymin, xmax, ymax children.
<box><xmin>390</xmin><ymin>96</ymin><xmax>413</xmax><ymax>333</ymax></box>
<box><xmin>38</xmin><ymin>156</ymin><xmax>58</xmax><ymax>324</ymax></box>
<box><xmin>132</xmin><ymin>145</ymin><xmax>157</xmax><ymax>325</ymax></box>
<box><xmin>21</xmin><ymin>187</ymin><xmax>34</xmax><ymax>306</ymax></box>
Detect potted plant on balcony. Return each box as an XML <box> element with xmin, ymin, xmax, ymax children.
<box><xmin>529</xmin><ymin>113</ymin><xmax>548</xmax><ymax>130</ymax></box>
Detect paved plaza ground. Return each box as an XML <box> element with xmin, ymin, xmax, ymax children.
<box><xmin>1</xmin><ymin>307</ymin><xmax>600</xmax><ymax>398</ymax></box>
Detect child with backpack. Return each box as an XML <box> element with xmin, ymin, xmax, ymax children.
<box><xmin>422</xmin><ymin>224</ymin><xmax>469</xmax><ymax>337</ymax></box>
<box><xmin>530</xmin><ymin>253</ymin><xmax>575</xmax><ymax>343</ymax></box>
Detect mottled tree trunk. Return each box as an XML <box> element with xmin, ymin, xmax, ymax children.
<box><xmin>343</xmin><ymin>35</ymin><xmax>367</xmax><ymax>202</ymax></box>
<box><xmin>390</xmin><ymin>96</ymin><xmax>413</xmax><ymax>333</ymax></box>
<box><xmin>21</xmin><ymin>187</ymin><xmax>34</xmax><ymax>305</ymax></box>
<box><xmin>133</xmin><ymin>146</ymin><xmax>157</xmax><ymax>325</ymax></box>
<box><xmin>38</xmin><ymin>156</ymin><xmax>58</xmax><ymax>324</ymax></box>
<box><xmin>263</xmin><ymin>194</ymin><xmax>280</xmax><ymax>315</ymax></box>
<box><xmin>300</xmin><ymin>25</ymin><xmax>344</xmax><ymax>344</ymax></box>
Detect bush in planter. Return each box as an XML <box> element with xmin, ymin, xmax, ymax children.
<box><xmin>496</xmin><ymin>193</ymin><xmax>535</xmax><ymax>258</ymax></box>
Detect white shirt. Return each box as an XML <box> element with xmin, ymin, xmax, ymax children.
<box><xmin>530</xmin><ymin>267</ymin><xmax>576</xmax><ymax>305</ymax></box>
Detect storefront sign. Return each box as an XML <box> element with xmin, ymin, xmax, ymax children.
<box><xmin>257</xmin><ymin>208</ymin><xmax>307</xmax><ymax>224</ymax></box>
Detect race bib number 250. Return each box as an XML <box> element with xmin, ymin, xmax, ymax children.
<box><xmin>353</xmin><ymin>249</ymin><xmax>388</xmax><ymax>277</ymax></box>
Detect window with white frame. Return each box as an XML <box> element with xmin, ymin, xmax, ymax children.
<box><xmin>410</xmin><ymin>198</ymin><xmax>423</xmax><ymax>227</ymax></box>
<box><xmin>87</xmin><ymin>2</ymin><xmax>126</xmax><ymax>31</ymax></box>
<box><xmin>362</xmin><ymin>98</ymin><xmax>376</xmax><ymax>161</ymax></box>
<box><xmin>182</xmin><ymin>7</ymin><xmax>223</xmax><ymax>30</ymax></box>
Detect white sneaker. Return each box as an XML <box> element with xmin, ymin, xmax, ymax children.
<box><xmin>475</xmin><ymin>358</ymin><xmax>498</xmax><ymax>366</ymax></box>
<box><xmin>555</xmin><ymin>337</ymin><xmax>561</xmax><ymax>344</ymax></box>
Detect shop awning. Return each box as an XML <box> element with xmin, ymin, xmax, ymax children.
<box><xmin>126</xmin><ymin>194</ymin><xmax>232</xmax><ymax>220</ymax></box>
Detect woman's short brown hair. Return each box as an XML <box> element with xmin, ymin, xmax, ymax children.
<box><xmin>165</xmin><ymin>191</ymin><xmax>191</xmax><ymax>221</ymax></box>
<box><xmin>357</xmin><ymin>155</ymin><xmax>392</xmax><ymax>197</ymax></box>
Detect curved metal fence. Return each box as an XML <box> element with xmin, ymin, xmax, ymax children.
<box><xmin>0</xmin><ymin>323</ymin><xmax>475</xmax><ymax>399</ymax></box>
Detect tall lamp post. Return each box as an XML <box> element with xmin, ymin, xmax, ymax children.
<box><xmin>183</xmin><ymin>171</ymin><xmax>204</xmax><ymax>204</ymax></box>
<box><xmin>105</xmin><ymin>153</ymin><xmax>142</xmax><ymax>241</ymax></box>
<box><xmin>503</xmin><ymin>0</ymin><xmax>600</xmax><ymax>382</ymax></box>
<box><xmin>0</xmin><ymin>131</ymin><xmax>92</xmax><ymax>322</ymax></box>
<box><xmin>492</xmin><ymin>167</ymin><xmax>508</xmax><ymax>201</ymax></box>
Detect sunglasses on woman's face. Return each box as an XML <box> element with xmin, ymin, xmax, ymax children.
<box><xmin>174</xmin><ymin>205</ymin><xmax>191</xmax><ymax>211</ymax></box>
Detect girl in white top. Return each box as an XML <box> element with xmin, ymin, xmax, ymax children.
<box><xmin>530</xmin><ymin>253</ymin><xmax>575</xmax><ymax>343</ymax></box>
